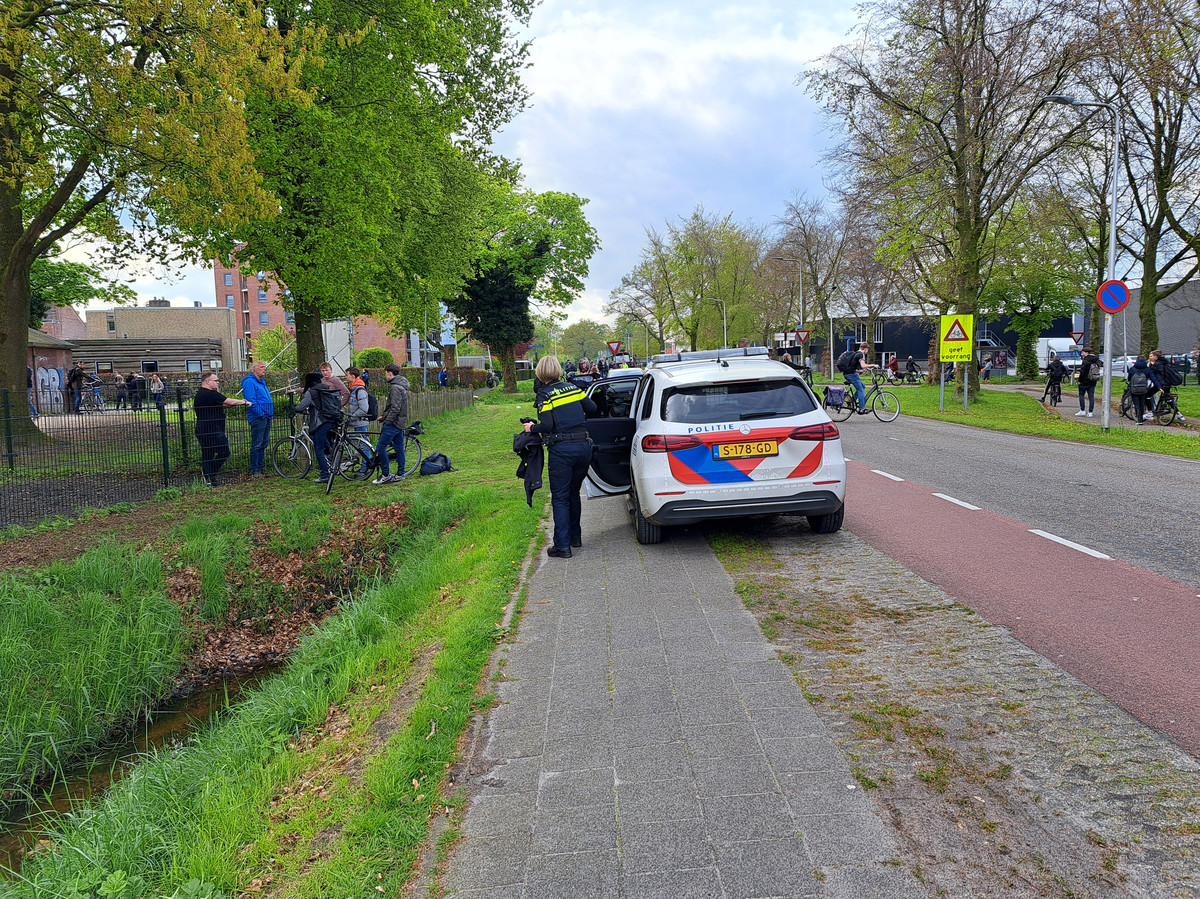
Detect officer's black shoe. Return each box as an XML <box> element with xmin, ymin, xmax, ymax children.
<box><xmin>547</xmin><ymin>546</ymin><xmax>572</xmax><ymax>559</ymax></box>
<box><xmin>571</xmin><ymin>539</ymin><xmax>582</xmax><ymax>548</ymax></box>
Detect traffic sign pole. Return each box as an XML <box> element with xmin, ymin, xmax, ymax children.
<box><xmin>1095</xmin><ymin>280</ymin><xmax>1128</xmax><ymax>432</ymax></box>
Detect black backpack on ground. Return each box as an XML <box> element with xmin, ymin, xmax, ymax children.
<box><xmin>836</xmin><ymin>350</ymin><xmax>857</xmax><ymax>374</ymax></box>
<box><xmin>1128</xmin><ymin>369</ymin><xmax>1150</xmax><ymax>395</ymax></box>
<box><xmin>419</xmin><ymin>452</ymin><xmax>453</xmax><ymax>475</ymax></box>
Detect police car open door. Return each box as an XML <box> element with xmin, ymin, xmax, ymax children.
<box><xmin>582</xmin><ymin>377</ymin><xmax>638</xmax><ymax>497</ymax></box>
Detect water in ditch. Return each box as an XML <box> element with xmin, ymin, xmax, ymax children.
<box><xmin>0</xmin><ymin>671</ymin><xmax>266</xmax><ymax>875</ymax></box>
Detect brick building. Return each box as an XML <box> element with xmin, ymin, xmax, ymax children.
<box><xmin>83</xmin><ymin>302</ymin><xmax>242</xmax><ymax>370</ymax></box>
<box><xmin>212</xmin><ymin>254</ymin><xmax>409</xmax><ymax>366</ymax></box>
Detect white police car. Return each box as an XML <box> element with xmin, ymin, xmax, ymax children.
<box><xmin>583</xmin><ymin>347</ymin><xmax>847</xmax><ymax>544</ymax></box>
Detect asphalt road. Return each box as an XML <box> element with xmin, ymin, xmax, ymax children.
<box><xmin>836</xmin><ymin>414</ymin><xmax>1200</xmax><ymax>753</ymax></box>
<box><xmin>837</xmin><ymin>413</ymin><xmax>1200</xmax><ymax>589</ymax></box>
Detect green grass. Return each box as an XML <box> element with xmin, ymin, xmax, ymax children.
<box><xmin>1</xmin><ymin>402</ymin><xmax>542</xmax><ymax>898</ymax></box>
<box><xmin>0</xmin><ymin>543</ymin><xmax>185</xmax><ymax>809</ymax></box>
<box><xmin>896</xmin><ymin>382</ymin><xmax>1200</xmax><ymax>459</ymax></box>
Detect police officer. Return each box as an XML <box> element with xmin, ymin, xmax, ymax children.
<box><xmin>522</xmin><ymin>355</ymin><xmax>597</xmax><ymax>558</ymax></box>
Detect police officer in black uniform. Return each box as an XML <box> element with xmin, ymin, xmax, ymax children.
<box><xmin>523</xmin><ymin>355</ymin><xmax>597</xmax><ymax>558</ymax></box>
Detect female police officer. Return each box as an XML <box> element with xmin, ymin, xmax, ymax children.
<box><xmin>522</xmin><ymin>355</ymin><xmax>597</xmax><ymax>558</ymax></box>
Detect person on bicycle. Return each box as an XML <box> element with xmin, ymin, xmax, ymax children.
<box><xmin>1044</xmin><ymin>354</ymin><xmax>1068</xmax><ymax>404</ymax></box>
<box><xmin>1127</xmin><ymin>356</ymin><xmax>1161</xmax><ymax>423</ymax></box>
<box><xmin>885</xmin><ymin>356</ymin><xmax>899</xmax><ymax>382</ymax></box>
<box><xmin>373</xmin><ymin>363</ymin><xmax>410</xmax><ymax>484</ymax></box>
<box><xmin>905</xmin><ymin>356</ymin><xmax>921</xmax><ymax>382</ymax></box>
<box><xmin>294</xmin><ymin>371</ymin><xmax>343</xmax><ymax>484</ymax></box>
<box><xmin>842</xmin><ymin>342</ymin><xmax>877</xmax><ymax>413</ymax></box>
<box><xmin>1148</xmin><ymin>349</ymin><xmax>1185</xmax><ymax>421</ymax></box>
<box><xmin>1075</xmin><ymin>347</ymin><xmax>1100</xmax><ymax>416</ymax></box>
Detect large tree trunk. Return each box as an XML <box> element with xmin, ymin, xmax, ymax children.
<box><xmin>293</xmin><ymin>304</ymin><xmax>327</xmax><ymax>376</ymax></box>
<box><xmin>0</xmin><ymin>200</ymin><xmax>38</xmax><ymax>436</ymax></box>
<box><xmin>495</xmin><ymin>345</ymin><xmax>519</xmax><ymax>392</ymax></box>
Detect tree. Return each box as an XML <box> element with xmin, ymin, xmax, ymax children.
<box><xmin>1092</xmin><ymin>0</ymin><xmax>1200</xmax><ymax>353</ymax></box>
<box><xmin>226</xmin><ymin>0</ymin><xmax>535</xmax><ymax>374</ymax></box>
<box><xmin>562</xmin><ymin>320</ymin><xmax>610</xmax><ymax>362</ymax></box>
<box><xmin>251</xmin><ymin>325</ymin><xmax>298</xmax><ymax>373</ymax></box>
<box><xmin>28</xmin><ymin>257</ymin><xmax>135</xmax><ymax>328</ymax></box>
<box><xmin>447</xmin><ymin>188</ymin><xmax>599</xmax><ymax>391</ymax></box>
<box><xmin>1</xmin><ymin>1</ymin><xmax>295</xmax><ymax>424</ymax></box>
<box><xmin>807</xmin><ymin>0</ymin><xmax>1091</xmax><ymax>395</ymax></box>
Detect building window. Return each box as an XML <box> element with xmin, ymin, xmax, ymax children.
<box><xmin>258</xmin><ymin>289</ymin><xmax>267</xmax><ymax>303</ymax></box>
<box><xmin>224</xmin><ymin>272</ymin><xmax>233</xmax><ymax>286</ymax></box>
<box><xmin>95</xmin><ymin>362</ymin><xmax>113</xmax><ymax>373</ymax></box>
<box><xmin>256</xmin><ymin>271</ymin><xmax>266</xmax><ymax>281</ymax></box>
<box><xmin>854</xmin><ymin>322</ymin><xmax>884</xmax><ymax>344</ymax></box>
<box><xmin>107</xmin><ymin>320</ymin><xmax>116</xmax><ymax>332</ymax></box>
<box><xmin>225</xmin><ymin>294</ymin><xmax>235</xmax><ymax>307</ymax></box>
<box><xmin>185</xmin><ymin>360</ymin><xmax>203</xmax><ymax>372</ymax></box>
<box><xmin>284</xmin><ymin>310</ymin><xmax>295</xmax><ymax>324</ymax></box>
<box><xmin>259</xmin><ymin>312</ymin><xmax>269</xmax><ymax>326</ymax></box>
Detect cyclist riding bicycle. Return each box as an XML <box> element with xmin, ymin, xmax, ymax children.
<box><xmin>1148</xmin><ymin>349</ymin><xmax>1186</xmax><ymax>421</ymax></box>
<box><xmin>1043</xmin><ymin>354</ymin><xmax>1068</xmax><ymax>403</ymax></box>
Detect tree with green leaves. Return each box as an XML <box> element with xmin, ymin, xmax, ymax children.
<box><xmin>561</xmin><ymin>320</ymin><xmax>610</xmax><ymax>363</ymax></box>
<box><xmin>1</xmin><ymin>0</ymin><xmax>297</xmax><ymax>423</ymax></box>
<box><xmin>225</xmin><ymin>0</ymin><xmax>535</xmax><ymax>374</ymax></box>
<box><xmin>250</xmin><ymin>325</ymin><xmax>298</xmax><ymax>374</ymax></box>
<box><xmin>807</xmin><ymin>0</ymin><xmax>1091</xmax><ymax>396</ymax></box>
<box><xmin>28</xmin><ymin>257</ymin><xmax>135</xmax><ymax>328</ymax></box>
<box><xmin>448</xmin><ymin>188</ymin><xmax>599</xmax><ymax>391</ymax></box>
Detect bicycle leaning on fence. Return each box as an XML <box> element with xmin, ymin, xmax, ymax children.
<box><xmin>822</xmin><ymin>371</ymin><xmax>900</xmax><ymax>422</ymax></box>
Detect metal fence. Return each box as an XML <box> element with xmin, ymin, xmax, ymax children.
<box><xmin>0</xmin><ymin>381</ymin><xmax>477</xmax><ymax>529</ymax></box>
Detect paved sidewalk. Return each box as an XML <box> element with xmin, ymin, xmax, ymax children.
<box><xmin>442</xmin><ymin>497</ymin><xmax>925</xmax><ymax>899</ymax></box>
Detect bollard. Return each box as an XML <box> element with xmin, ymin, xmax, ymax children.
<box><xmin>158</xmin><ymin>402</ymin><xmax>171</xmax><ymax>485</ymax></box>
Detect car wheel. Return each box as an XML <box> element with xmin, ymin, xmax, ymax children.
<box><xmin>631</xmin><ymin>483</ymin><xmax>663</xmax><ymax>545</ymax></box>
<box><xmin>806</xmin><ymin>505</ymin><xmax>844</xmax><ymax>534</ymax></box>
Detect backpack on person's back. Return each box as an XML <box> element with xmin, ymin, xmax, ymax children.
<box><xmin>1082</xmin><ymin>359</ymin><xmax>1102</xmax><ymax>382</ymax></box>
<box><xmin>1161</xmin><ymin>362</ymin><xmax>1183</xmax><ymax>387</ymax></box>
<box><xmin>836</xmin><ymin>350</ymin><xmax>857</xmax><ymax>375</ymax></box>
<box><xmin>316</xmin><ymin>386</ymin><xmax>343</xmax><ymax>421</ymax></box>
<box><xmin>1128</xmin><ymin>368</ymin><xmax>1151</xmax><ymax>395</ymax></box>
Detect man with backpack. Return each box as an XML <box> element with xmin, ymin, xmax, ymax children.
<box><xmin>1074</xmin><ymin>346</ymin><xmax>1101</xmax><ymax>417</ymax></box>
<box><xmin>837</xmin><ymin>343</ymin><xmax>877</xmax><ymax>414</ymax></box>
<box><xmin>1148</xmin><ymin>350</ymin><xmax>1185</xmax><ymax>421</ymax></box>
<box><xmin>1125</xmin><ymin>357</ymin><xmax>1161</xmax><ymax>424</ymax></box>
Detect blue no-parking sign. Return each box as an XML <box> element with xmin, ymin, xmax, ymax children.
<box><xmin>1097</xmin><ymin>280</ymin><xmax>1130</xmax><ymax>314</ymax></box>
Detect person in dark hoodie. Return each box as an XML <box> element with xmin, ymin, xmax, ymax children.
<box><xmin>372</xmin><ymin>363</ymin><xmax>410</xmax><ymax>484</ymax></box>
<box><xmin>1126</xmin><ymin>356</ymin><xmax>1161</xmax><ymax>424</ymax></box>
<box><xmin>294</xmin><ymin>370</ymin><xmax>342</xmax><ymax>483</ymax></box>
<box><xmin>1075</xmin><ymin>346</ymin><xmax>1101</xmax><ymax>416</ymax></box>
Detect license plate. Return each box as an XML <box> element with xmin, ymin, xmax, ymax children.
<box><xmin>715</xmin><ymin>440</ymin><xmax>778</xmax><ymax>460</ymax></box>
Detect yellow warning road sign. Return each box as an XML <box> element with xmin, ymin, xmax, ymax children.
<box><xmin>939</xmin><ymin>314</ymin><xmax>974</xmax><ymax>363</ymax></box>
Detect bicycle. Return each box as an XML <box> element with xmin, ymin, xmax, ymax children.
<box><xmin>357</xmin><ymin>420</ymin><xmax>425</xmax><ymax>483</ymax></box>
<box><xmin>79</xmin><ymin>381</ymin><xmax>106</xmax><ymax>413</ymax></box>
<box><xmin>1042</xmin><ymin>377</ymin><xmax>1063</xmax><ymax>407</ymax></box>
<box><xmin>902</xmin><ymin>369</ymin><xmax>925</xmax><ymax>385</ymax></box>
<box><xmin>823</xmin><ymin>371</ymin><xmax>900</xmax><ymax>422</ymax></box>
<box><xmin>1125</xmin><ymin>388</ymin><xmax>1182</xmax><ymax>426</ymax></box>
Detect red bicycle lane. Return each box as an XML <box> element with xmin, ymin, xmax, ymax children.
<box><xmin>843</xmin><ymin>459</ymin><xmax>1200</xmax><ymax>756</ymax></box>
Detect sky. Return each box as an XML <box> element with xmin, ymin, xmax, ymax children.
<box><xmin>80</xmin><ymin>0</ymin><xmax>861</xmax><ymax>326</ymax></box>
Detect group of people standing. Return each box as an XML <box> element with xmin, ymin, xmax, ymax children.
<box><xmin>193</xmin><ymin>361</ymin><xmax>410</xmax><ymax>488</ymax></box>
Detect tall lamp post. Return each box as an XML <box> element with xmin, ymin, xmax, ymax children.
<box><xmin>705</xmin><ymin>297</ymin><xmax>728</xmax><ymax>348</ymax></box>
<box><xmin>1047</xmin><ymin>94</ymin><xmax>1122</xmax><ymax>431</ymax></box>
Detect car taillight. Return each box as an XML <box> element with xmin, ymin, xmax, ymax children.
<box><xmin>641</xmin><ymin>434</ymin><xmax>702</xmax><ymax>452</ymax></box>
<box><xmin>788</xmin><ymin>423</ymin><xmax>840</xmax><ymax>441</ymax></box>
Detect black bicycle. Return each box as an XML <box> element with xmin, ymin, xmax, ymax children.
<box><xmin>1042</xmin><ymin>377</ymin><xmax>1063</xmax><ymax>407</ymax></box>
<box><xmin>824</xmin><ymin>371</ymin><xmax>900</xmax><ymax>422</ymax></box>
<box><xmin>1123</xmin><ymin>388</ymin><xmax>1181</xmax><ymax>426</ymax></box>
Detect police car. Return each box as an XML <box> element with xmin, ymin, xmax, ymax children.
<box><xmin>582</xmin><ymin>347</ymin><xmax>847</xmax><ymax>544</ymax></box>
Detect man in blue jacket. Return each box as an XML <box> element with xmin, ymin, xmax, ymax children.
<box><xmin>241</xmin><ymin>361</ymin><xmax>274</xmax><ymax>476</ymax></box>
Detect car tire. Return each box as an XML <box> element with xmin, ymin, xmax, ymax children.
<box><xmin>806</xmin><ymin>505</ymin><xmax>844</xmax><ymax>534</ymax></box>
<box><xmin>631</xmin><ymin>484</ymin><xmax>663</xmax><ymax>544</ymax></box>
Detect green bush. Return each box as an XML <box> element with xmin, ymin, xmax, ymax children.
<box><xmin>354</xmin><ymin>347</ymin><xmax>394</xmax><ymax>369</ymax></box>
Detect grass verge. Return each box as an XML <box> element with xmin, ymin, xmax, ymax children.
<box><xmin>1</xmin><ymin>400</ymin><xmax>543</xmax><ymax>898</ymax></box>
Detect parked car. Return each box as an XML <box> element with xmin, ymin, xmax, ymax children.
<box><xmin>582</xmin><ymin>347</ymin><xmax>847</xmax><ymax>544</ymax></box>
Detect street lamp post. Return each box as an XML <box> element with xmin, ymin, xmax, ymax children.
<box><xmin>1047</xmin><ymin>94</ymin><xmax>1122</xmax><ymax>431</ymax></box>
<box><xmin>705</xmin><ymin>297</ymin><xmax>728</xmax><ymax>348</ymax></box>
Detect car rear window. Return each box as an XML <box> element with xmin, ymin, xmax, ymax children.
<box><xmin>661</xmin><ymin>378</ymin><xmax>817</xmax><ymax>423</ymax></box>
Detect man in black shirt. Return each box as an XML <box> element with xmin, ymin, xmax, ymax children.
<box><xmin>194</xmin><ymin>371</ymin><xmax>251</xmax><ymax>486</ymax></box>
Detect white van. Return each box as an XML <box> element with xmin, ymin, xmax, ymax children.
<box><xmin>1036</xmin><ymin>338</ymin><xmax>1082</xmax><ymax>373</ymax></box>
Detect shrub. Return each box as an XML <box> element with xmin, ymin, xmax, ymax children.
<box><xmin>355</xmin><ymin>347</ymin><xmax>394</xmax><ymax>369</ymax></box>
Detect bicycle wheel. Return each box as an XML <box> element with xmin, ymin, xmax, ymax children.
<box><xmin>1050</xmin><ymin>383</ymin><xmax>1061</xmax><ymax>406</ymax></box>
<box><xmin>402</xmin><ymin>435</ymin><xmax>423</xmax><ymax>477</ymax></box>
<box><xmin>1154</xmin><ymin>396</ymin><xmax>1177</xmax><ymax>426</ymax></box>
<box><xmin>271</xmin><ymin>437</ymin><xmax>311</xmax><ymax>478</ymax></box>
<box><xmin>339</xmin><ymin>436</ymin><xmax>374</xmax><ymax>481</ymax></box>
<box><xmin>1120</xmin><ymin>391</ymin><xmax>1137</xmax><ymax>422</ymax></box>
<box><xmin>872</xmin><ymin>390</ymin><xmax>901</xmax><ymax>422</ymax></box>
<box><xmin>825</xmin><ymin>396</ymin><xmax>854</xmax><ymax>422</ymax></box>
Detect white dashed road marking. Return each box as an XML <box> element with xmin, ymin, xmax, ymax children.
<box><xmin>1028</xmin><ymin>529</ymin><xmax>1112</xmax><ymax>559</ymax></box>
<box><xmin>871</xmin><ymin>470</ymin><xmax>904</xmax><ymax>481</ymax></box>
<box><xmin>932</xmin><ymin>493</ymin><xmax>981</xmax><ymax>511</ymax></box>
